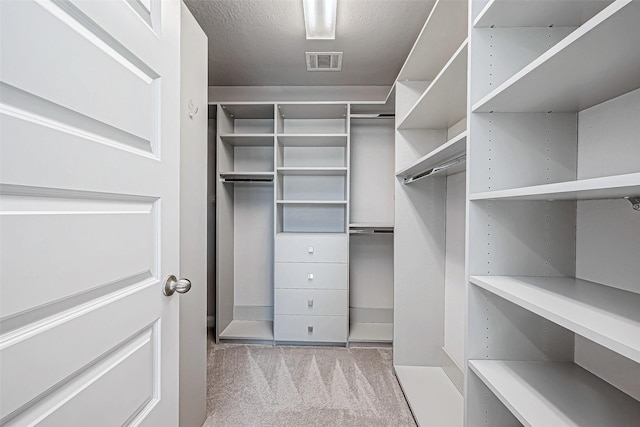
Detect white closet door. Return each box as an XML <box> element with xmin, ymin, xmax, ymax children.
<box><xmin>0</xmin><ymin>1</ymin><xmax>181</xmax><ymax>425</ymax></box>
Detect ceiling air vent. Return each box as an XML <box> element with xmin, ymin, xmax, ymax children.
<box><xmin>306</xmin><ymin>52</ymin><xmax>343</xmax><ymax>71</ymax></box>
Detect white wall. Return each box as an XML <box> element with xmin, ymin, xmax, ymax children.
<box><xmin>233</xmin><ymin>184</ymin><xmax>274</xmax><ymax>308</ymax></box>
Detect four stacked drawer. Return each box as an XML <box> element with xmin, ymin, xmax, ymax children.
<box><xmin>274</xmin><ymin>233</ymin><xmax>348</xmax><ymax>343</ymax></box>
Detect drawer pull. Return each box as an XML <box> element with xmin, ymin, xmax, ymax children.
<box><xmin>308</xmin><ymin>325</ymin><xmax>314</xmax><ymax>333</ymax></box>
<box><xmin>307</xmin><ymin>273</ymin><xmax>314</xmax><ymax>280</ymax></box>
<box><xmin>308</xmin><ymin>299</ymin><xmax>314</xmax><ymax>307</ymax></box>
<box><xmin>308</xmin><ymin>246</ymin><xmax>314</xmax><ymax>254</ymax></box>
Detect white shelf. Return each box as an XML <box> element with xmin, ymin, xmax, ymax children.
<box><xmin>219</xmin><ymin>172</ymin><xmax>274</xmax><ymax>182</ymax></box>
<box><xmin>473</xmin><ymin>0</ymin><xmax>640</xmax><ymax>113</ymax></box>
<box><xmin>221</xmin><ymin>104</ymin><xmax>274</xmax><ymax>119</ymax></box>
<box><xmin>277</xmin><ymin>103</ymin><xmax>348</xmax><ymax>119</ymax></box>
<box><xmin>219</xmin><ymin>134</ymin><xmax>274</xmax><ymax>146</ymax></box>
<box><xmin>277</xmin><ymin>167</ymin><xmax>347</xmax><ymax>176</ymax></box>
<box><xmin>398</xmin><ymin>40</ymin><xmax>468</xmax><ymax>130</ymax></box>
<box><xmin>277</xmin><ymin>134</ymin><xmax>348</xmax><ymax>147</ymax></box>
<box><xmin>276</xmin><ymin>232</ymin><xmax>347</xmax><ymax>237</ymax></box>
<box><xmin>394</xmin><ymin>366</ymin><xmax>463</xmax><ymax>427</ymax></box>
<box><xmin>218</xmin><ymin>320</ymin><xmax>274</xmax><ymax>341</ymax></box>
<box><xmin>396</xmin><ymin>0</ymin><xmax>467</xmax><ymax>81</ymax></box>
<box><xmin>469</xmin><ymin>360</ymin><xmax>640</xmax><ymax>427</ymax></box>
<box><xmin>474</xmin><ymin>0</ymin><xmax>611</xmax><ymax>28</ymax></box>
<box><xmin>348</xmin><ymin>322</ymin><xmax>393</xmax><ymax>343</ymax></box>
<box><xmin>469</xmin><ymin>172</ymin><xmax>640</xmax><ymax>201</ymax></box>
<box><xmin>470</xmin><ymin>276</ymin><xmax>640</xmax><ymax>363</ymax></box>
<box><xmin>350</xmin><ymin>102</ymin><xmax>394</xmax><ymax>116</ymax></box>
<box><xmin>396</xmin><ymin>132</ymin><xmax>467</xmax><ymax>179</ymax></box>
<box><xmin>276</xmin><ymin>200</ymin><xmax>347</xmax><ymax>205</ymax></box>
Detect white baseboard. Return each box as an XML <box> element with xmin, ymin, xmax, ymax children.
<box><xmin>207</xmin><ymin>316</ymin><xmax>215</xmax><ymax>329</ymax></box>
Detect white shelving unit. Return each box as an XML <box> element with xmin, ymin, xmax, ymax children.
<box><xmin>468</xmin><ymin>361</ymin><xmax>640</xmax><ymax>427</ymax></box>
<box><xmin>470</xmin><ymin>276</ymin><xmax>640</xmax><ymax>363</ymax></box>
<box><xmin>398</xmin><ymin>40</ymin><xmax>468</xmax><ymax>130</ymax></box>
<box><xmin>393</xmin><ymin>0</ymin><xmax>468</xmax><ymax>424</ymax></box>
<box><xmin>393</xmin><ymin>1</ymin><xmax>640</xmax><ymax>425</ymax></box>
<box><xmin>216</xmin><ymin>102</ymin><xmax>361</xmax><ymax>345</ymax></box>
<box><xmin>216</xmin><ymin>103</ymin><xmax>276</xmax><ymax>342</ymax></box>
<box><xmin>275</xmin><ymin>106</ymin><xmax>349</xmax><ymax>235</ymax></box>
<box><xmin>466</xmin><ymin>0</ymin><xmax>640</xmax><ymax>424</ymax></box>
<box><xmin>274</xmin><ymin>104</ymin><xmax>350</xmax><ymax>344</ymax></box>
<box><xmin>470</xmin><ymin>173</ymin><xmax>640</xmax><ymax>201</ymax></box>
<box><xmin>473</xmin><ymin>1</ymin><xmax>640</xmax><ymax>113</ymax></box>
<box><xmin>348</xmin><ymin>105</ymin><xmax>395</xmax><ymax>345</ymax></box>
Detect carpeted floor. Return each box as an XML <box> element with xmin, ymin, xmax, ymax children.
<box><xmin>204</xmin><ymin>333</ymin><xmax>416</xmax><ymax>426</ymax></box>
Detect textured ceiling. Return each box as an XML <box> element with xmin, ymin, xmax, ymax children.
<box><xmin>183</xmin><ymin>0</ymin><xmax>435</xmax><ymax>87</ymax></box>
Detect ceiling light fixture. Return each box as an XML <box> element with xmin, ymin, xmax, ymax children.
<box><xmin>303</xmin><ymin>0</ymin><xmax>337</xmax><ymax>40</ymax></box>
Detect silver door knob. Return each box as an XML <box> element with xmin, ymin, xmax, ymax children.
<box><xmin>163</xmin><ymin>275</ymin><xmax>192</xmax><ymax>296</ymax></box>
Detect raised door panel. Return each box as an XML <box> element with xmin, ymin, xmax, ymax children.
<box><xmin>0</xmin><ymin>1</ymin><xmax>159</xmax><ymax>159</ymax></box>
<box><xmin>0</xmin><ymin>195</ymin><xmax>156</xmax><ymax>319</ymax></box>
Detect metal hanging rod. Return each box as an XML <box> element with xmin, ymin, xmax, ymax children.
<box><xmin>349</xmin><ymin>228</ymin><xmax>394</xmax><ymax>234</ymax></box>
<box><xmin>402</xmin><ymin>154</ymin><xmax>466</xmax><ymax>185</ymax></box>
<box><xmin>219</xmin><ymin>172</ymin><xmax>274</xmax><ymax>183</ymax></box>
<box><xmin>220</xmin><ymin>178</ymin><xmax>274</xmax><ymax>183</ymax></box>
<box><xmin>349</xmin><ymin>225</ymin><xmax>394</xmax><ymax>234</ymax></box>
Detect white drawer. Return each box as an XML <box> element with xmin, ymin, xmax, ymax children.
<box><xmin>275</xmin><ymin>233</ymin><xmax>347</xmax><ymax>263</ymax></box>
<box><xmin>275</xmin><ymin>262</ymin><xmax>347</xmax><ymax>290</ymax></box>
<box><xmin>275</xmin><ymin>289</ymin><xmax>347</xmax><ymax>316</ymax></box>
<box><xmin>275</xmin><ymin>315</ymin><xmax>347</xmax><ymax>343</ymax></box>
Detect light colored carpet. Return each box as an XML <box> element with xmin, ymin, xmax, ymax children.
<box><xmin>204</xmin><ymin>335</ymin><xmax>416</xmax><ymax>426</ymax></box>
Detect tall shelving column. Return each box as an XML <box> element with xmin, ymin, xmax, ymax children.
<box><xmin>392</xmin><ymin>0</ymin><xmax>468</xmax><ymax>424</ymax></box>
<box><xmin>466</xmin><ymin>0</ymin><xmax>640</xmax><ymax>425</ymax></box>
<box><xmin>216</xmin><ymin>104</ymin><xmax>276</xmax><ymax>342</ymax></box>
<box><xmin>273</xmin><ymin>104</ymin><xmax>350</xmax><ymax>344</ymax></box>
<box><xmin>348</xmin><ymin>101</ymin><xmax>396</xmax><ymax>345</ymax></box>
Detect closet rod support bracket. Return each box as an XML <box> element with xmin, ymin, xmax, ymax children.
<box><xmin>626</xmin><ymin>196</ymin><xmax>640</xmax><ymax>211</ymax></box>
